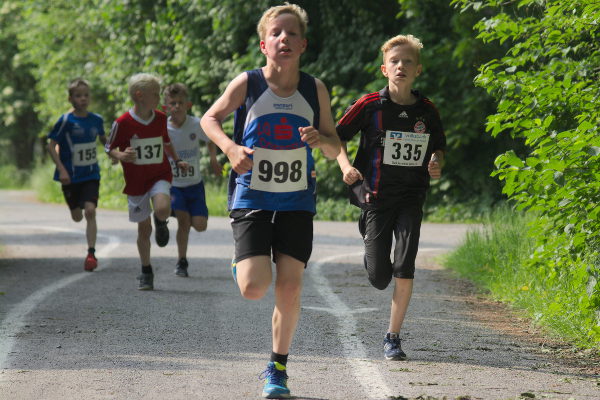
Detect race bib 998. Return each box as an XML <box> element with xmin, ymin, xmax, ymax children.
<box><xmin>249</xmin><ymin>147</ymin><xmax>307</xmax><ymax>193</ymax></box>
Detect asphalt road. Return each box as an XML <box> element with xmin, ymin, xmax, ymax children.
<box><xmin>0</xmin><ymin>190</ymin><xmax>598</xmax><ymax>400</ymax></box>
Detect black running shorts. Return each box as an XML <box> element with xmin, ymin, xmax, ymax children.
<box><xmin>360</xmin><ymin>204</ymin><xmax>423</xmax><ymax>289</ymax></box>
<box><xmin>230</xmin><ymin>209</ymin><xmax>314</xmax><ymax>266</ymax></box>
<box><xmin>62</xmin><ymin>179</ymin><xmax>100</xmax><ymax>210</ymax></box>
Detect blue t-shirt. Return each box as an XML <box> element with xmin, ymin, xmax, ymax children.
<box><xmin>47</xmin><ymin>112</ymin><xmax>105</xmax><ymax>183</ymax></box>
<box><xmin>229</xmin><ymin>69</ymin><xmax>320</xmax><ymax>213</ymax></box>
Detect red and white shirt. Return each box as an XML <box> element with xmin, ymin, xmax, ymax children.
<box><xmin>106</xmin><ymin>109</ymin><xmax>172</xmax><ymax>195</ymax></box>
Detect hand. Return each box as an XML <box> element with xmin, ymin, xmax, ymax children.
<box><xmin>342</xmin><ymin>165</ymin><xmax>363</xmax><ymax>185</ymax></box>
<box><xmin>226</xmin><ymin>145</ymin><xmax>254</xmax><ymax>174</ymax></box>
<box><xmin>176</xmin><ymin>160</ymin><xmax>189</xmax><ymax>173</ymax></box>
<box><xmin>120</xmin><ymin>147</ymin><xmax>137</xmax><ymax>163</ymax></box>
<box><xmin>428</xmin><ymin>153</ymin><xmax>442</xmax><ymax>179</ymax></box>
<box><xmin>210</xmin><ymin>159</ymin><xmax>223</xmax><ymax>176</ymax></box>
<box><xmin>58</xmin><ymin>169</ymin><xmax>71</xmax><ymax>185</ymax></box>
<box><xmin>299</xmin><ymin>126</ymin><xmax>321</xmax><ymax>149</ymax></box>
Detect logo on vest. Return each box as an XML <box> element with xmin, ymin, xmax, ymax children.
<box><xmin>398</xmin><ymin>111</ymin><xmax>408</xmax><ymax>119</ymax></box>
<box><xmin>273</xmin><ymin>103</ymin><xmax>293</xmax><ymax>110</ymax></box>
<box><xmin>274</xmin><ymin>117</ymin><xmax>293</xmax><ymax>140</ymax></box>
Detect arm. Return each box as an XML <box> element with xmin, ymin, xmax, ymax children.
<box><xmin>200</xmin><ymin>73</ymin><xmax>254</xmax><ymax>174</ymax></box>
<box><xmin>105</xmin><ymin>122</ymin><xmax>136</xmax><ymax>163</ymax></box>
<box><xmin>207</xmin><ymin>142</ymin><xmax>222</xmax><ymax>176</ymax></box>
<box><xmin>164</xmin><ymin>141</ymin><xmax>189</xmax><ymax>172</ymax></box>
<box><xmin>298</xmin><ymin>79</ymin><xmax>341</xmax><ymax>160</ymax></box>
<box><xmin>47</xmin><ymin>139</ymin><xmax>70</xmax><ymax>185</ymax></box>
<box><xmin>337</xmin><ymin>141</ymin><xmax>363</xmax><ymax>185</ymax></box>
<box><xmin>428</xmin><ymin>150</ymin><xmax>444</xmax><ymax>179</ymax></box>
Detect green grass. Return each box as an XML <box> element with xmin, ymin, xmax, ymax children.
<box><xmin>444</xmin><ymin>206</ymin><xmax>600</xmax><ymax>348</ymax></box>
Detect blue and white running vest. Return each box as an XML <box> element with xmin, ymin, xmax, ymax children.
<box><xmin>228</xmin><ymin>69</ymin><xmax>320</xmax><ymax>213</ymax></box>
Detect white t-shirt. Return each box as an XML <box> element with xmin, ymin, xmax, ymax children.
<box><xmin>167</xmin><ymin>115</ymin><xmax>210</xmax><ymax>188</ymax></box>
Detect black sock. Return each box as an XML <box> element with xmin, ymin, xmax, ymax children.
<box><xmin>88</xmin><ymin>247</ymin><xmax>95</xmax><ymax>255</ymax></box>
<box><xmin>142</xmin><ymin>265</ymin><xmax>153</xmax><ymax>274</ymax></box>
<box><xmin>270</xmin><ymin>352</ymin><xmax>288</xmax><ymax>366</ymax></box>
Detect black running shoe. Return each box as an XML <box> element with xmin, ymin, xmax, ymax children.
<box><xmin>175</xmin><ymin>258</ymin><xmax>189</xmax><ymax>277</ymax></box>
<box><xmin>383</xmin><ymin>333</ymin><xmax>407</xmax><ymax>360</ymax></box>
<box><xmin>138</xmin><ymin>272</ymin><xmax>154</xmax><ymax>290</ymax></box>
<box><xmin>153</xmin><ymin>214</ymin><xmax>169</xmax><ymax>247</ymax></box>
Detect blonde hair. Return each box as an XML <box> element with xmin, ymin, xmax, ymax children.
<box><xmin>128</xmin><ymin>73</ymin><xmax>161</xmax><ymax>100</ymax></box>
<box><xmin>68</xmin><ymin>78</ymin><xmax>90</xmax><ymax>96</ymax></box>
<box><xmin>381</xmin><ymin>34</ymin><xmax>424</xmax><ymax>63</ymax></box>
<box><xmin>256</xmin><ymin>2</ymin><xmax>308</xmax><ymax>40</ymax></box>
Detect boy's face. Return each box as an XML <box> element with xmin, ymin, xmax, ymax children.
<box><xmin>381</xmin><ymin>44</ymin><xmax>422</xmax><ymax>88</ymax></box>
<box><xmin>164</xmin><ymin>94</ymin><xmax>191</xmax><ymax>120</ymax></box>
<box><xmin>260</xmin><ymin>13</ymin><xmax>306</xmax><ymax>62</ymax></box>
<box><xmin>136</xmin><ymin>84</ymin><xmax>161</xmax><ymax>110</ymax></box>
<box><xmin>69</xmin><ymin>85</ymin><xmax>90</xmax><ymax>111</ymax></box>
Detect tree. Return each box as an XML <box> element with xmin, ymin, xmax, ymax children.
<box><xmin>0</xmin><ymin>1</ymin><xmax>42</xmax><ymax>170</ymax></box>
<box><xmin>452</xmin><ymin>0</ymin><xmax>600</xmax><ymax>342</ymax></box>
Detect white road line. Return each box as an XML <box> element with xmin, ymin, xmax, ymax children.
<box><xmin>0</xmin><ymin>225</ymin><xmax>120</xmax><ymax>371</ymax></box>
<box><xmin>309</xmin><ymin>252</ymin><xmax>392</xmax><ymax>400</ymax></box>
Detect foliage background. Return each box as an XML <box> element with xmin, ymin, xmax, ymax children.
<box><xmin>0</xmin><ymin>0</ymin><xmax>598</xmax><ymax>346</ymax></box>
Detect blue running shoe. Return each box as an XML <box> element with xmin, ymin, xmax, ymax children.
<box><xmin>231</xmin><ymin>258</ymin><xmax>237</xmax><ymax>282</ymax></box>
<box><xmin>383</xmin><ymin>332</ymin><xmax>407</xmax><ymax>360</ymax></box>
<box><xmin>259</xmin><ymin>361</ymin><xmax>290</xmax><ymax>399</ymax></box>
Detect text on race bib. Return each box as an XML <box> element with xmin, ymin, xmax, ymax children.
<box><xmin>131</xmin><ymin>137</ymin><xmax>163</xmax><ymax>165</ymax></box>
<box><xmin>249</xmin><ymin>147</ymin><xmax>307</xmax><ymax>193</ymax></box>
<box><xmin>382</xmin><ymin>131</ymin><xmax>430</xmax><ymax>167</ymax></box>
<box><xmin>72</xmin><ymin>142</ymin><xmax>97</xmax><ymax>166</ymax></box>
<box><xmin>170</xmin><ymin>158</ymin><xmax>198</xmax><ymax>182</ymax></box>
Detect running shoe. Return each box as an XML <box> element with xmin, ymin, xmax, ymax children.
<box><xmin>231</xmin><ymin>258</ymin><xmax>237</xmax><ymax>282</ymax></box>
<box><xmin>138</xmin><ymin>272</ymin><xmax>154</xmax><ymax>291</ymax></box>
<box><xmin>175</xmin><ymin>258</ymin><xmax>189</xmax><ymax>277</ymax></box>
<box><xmin>383</xmin><ymin>333</ymin><xmax>407</xmax><ymax>360</ymax></box>
<box><xmin>259</xmin><ymin>361</ymin><xmax>290</xmax><ymax>399</ymax></box>
<box><xmin>153</xmin><ymin>214</ymin><xmax>169</xmax><ymax>247</ymax></box>
<box><xmin>84</xmin><ymin>252</ymin><xmax>97</xmax><ymax>271</ymax></box>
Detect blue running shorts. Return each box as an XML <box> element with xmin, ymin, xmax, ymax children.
<box><xmin>170</xmin><ymin>181</ymin><xmax>209</xmax><ymax>217</ymax></box>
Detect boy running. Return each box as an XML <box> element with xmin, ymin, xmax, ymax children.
<box><xmin>105</xmin><ymin>73</ymin><xmax>188</xmax><ymax>290</ymax></box>
<box><xmin>336</xmin><ymin>35</ymin><xmax>446</xmax><ymax>361</ymax></box>
<box><xmin>163</xmin><ymin>83</ymin><xmax>221</xmax><ymax>277</ymax></box>
<box><xmin>200</xmin><ymin>3</ymin><xmax>340</xmax><ymax>398</ymax></box>
<box><xmin>47</xmin><ymin>78</ymin><xmax>106</xmax><ymax>271</ymax></box>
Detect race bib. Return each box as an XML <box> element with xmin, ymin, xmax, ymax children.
<box><xmin>382</xmin><ymin>131</ymin><xmax>430</xmax><ymax>167</ymax></box>
<box><xmin>72</xmin><ymin>142</ymin><xmax>97</xmax><ymax>166</ymax></box>
<box><xmin>171</xmin><ymin>157</ymin><xmax>199</xmax><ymax>184</ymax></box>
<box><xmin>131</xmin><ymin>137</ymin><xmax>163</xmax><ymax>165</ymax></box>
<box><xmin>249</xmin><ymin>147</ymin><xmax>307</xmax><ymax>193</ymax></box>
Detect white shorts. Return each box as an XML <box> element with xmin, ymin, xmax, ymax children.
<box><xmin>127</xmin><ymin>180</ymin><xmax>171</xmax><ymax>223</ymax></box>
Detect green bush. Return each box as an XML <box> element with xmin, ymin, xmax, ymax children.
<box><xmin>445</xmin><ymin>207</ymin><xmax>599</xmax><ymax>347</ymax></box>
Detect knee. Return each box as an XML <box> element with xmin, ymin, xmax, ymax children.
<box><xmin>84</xmin><ymin>207</ymin><xmax>96</xmax><ymax>221</ymax></box>
<box><xmin>238</xmin><ymin>282</ymin><xmax>268</xmax><ymax>300</ymax></box>
<box><xmin>276</xmin><ymin>279</ymin><xmax>302</xmax><ymax>297</ymax></box>
<box><xmin>192</xmin><ymin>221</ymin><xmax>207</xmax><ymax>232</ymax></box>
<box><xmin>71</xmin><ymin>209</ymin><xmax>83</xmax><ymax>222</ymax></box>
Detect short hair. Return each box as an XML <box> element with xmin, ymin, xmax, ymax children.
<box><xmin>381</xmin><ymin>34</ymin><xmax>424</xmax><ymax>63</ymax></box>
<box><xmin>68</xmin><ymin>78</ymin><xmax>90</xmax><ymax>96</ymax></box>
<box><xmin>163</xmin><ymin>83</ymin><xmax>189</xmax><ymax>101</ymax></box>
<box><xmin>128</xmin><ymin>73</ymin><xmax>161</xmax><ymax>100</ymax></box>
<box><xmin>256</xmin><ymin>2</ymin><xmax>308</xmax><ymax>41</ymax></box>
